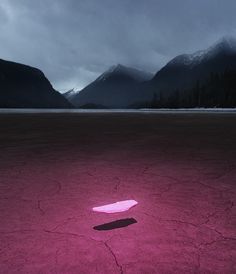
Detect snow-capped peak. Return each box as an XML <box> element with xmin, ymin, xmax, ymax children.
<box><xmin>97</xmin><ymin>64</ymin><xmax>133</xmax><ymax>81</ymax></box>
<box><xmin>168</xmin><ymin>36</ymin><xmax>236</xmax><ymax>67</ymax></box>
<box><xmin>64</xmin><ymin>88</ymin><xmax>79</xmax><ymax>99</ymax></box>
<box><xmin>209</xmin><ymin>36</ymin><xmax>236</xmax><ymax>53</ymax></box>
<box><xmin>96</xmin><ymin>64</ymin><xmax>153</xmax><ymax>82</ymax></box>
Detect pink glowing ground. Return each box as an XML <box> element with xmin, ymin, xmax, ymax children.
<box><xmin>0</xmin><ymin>112</ymin><xmax>235</xmax><ymax>273</ymax></box>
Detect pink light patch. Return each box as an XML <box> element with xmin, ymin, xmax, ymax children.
<box><xmin>92</xmin><ymin>199</ymin><xmax>138</xmax><ymax>213</ymax></box>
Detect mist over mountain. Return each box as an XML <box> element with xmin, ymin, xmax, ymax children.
<box><xmin>143</xmin><ymin>36</ymin><xmax>236</xmax><ymax>108</ymax></box>
<box><xmin>64</xmin><ymin>37</ymin><xmax>236</xmax><ymax>109</ymax></box>
<box><xmin>1</xmin><ymin>37</ymin><xmax>236</xmax><ymax>109</ymax></box>
<box><xmin>0</xmin><ymin>59</ymin><xmax>71</xmax><ymax>108</ymax></box>
<box><xmin>67</xmin><ymin>64</ymin><xmax>153</xmax><ymax>108</ymax></box>
<box><xmin>149</xmin><ymin>36</ymin><xmax>236</xmax><ymax>96</ymax></box>
<box><xmin>64</xmin><ymin>89</ymin><xmax>78</xmax><ymax>101</ymax></box>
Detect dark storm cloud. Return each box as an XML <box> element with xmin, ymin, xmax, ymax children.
<box><xmin>0</xmin><ymin>0</ymin><xmax>236</xmax><ymax>91</ymax></box>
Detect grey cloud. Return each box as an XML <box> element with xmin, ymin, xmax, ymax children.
<box><xmin>0</xmin><ymin>0</ymin><xmax>236</xmax><ymax>92</ymax></box>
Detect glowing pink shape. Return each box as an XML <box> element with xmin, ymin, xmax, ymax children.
<box><xmin>92</xmin><ymin>199</ymin><xmax>138</xmax><ymax>213</ymax></box>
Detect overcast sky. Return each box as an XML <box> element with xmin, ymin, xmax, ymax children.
<box><xmin>0</xmin><ymin>0</ymin><xmax>236</xmax><ymax>92</ymax></box>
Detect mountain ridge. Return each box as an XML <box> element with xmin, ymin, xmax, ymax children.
<box><xmin>167</xmin><ymin>36</ymin><xmax>236</xmax><ymax>68</ymax></box>
<box><xmin>65</xmin><ymin>37</ymin><xmax>236</xmax><ymax>108</ymax></box>
<box><xmin>0</xmin><ymin>58</ymin><xmax>71</xmax><ymax>108</ymax></box>
<box><xmin>66</xmin><ymin>64</ymin><xmax>153</xmax><ymax>108</ymax></box>
<box><xmin>149</xmin><ymin>36</ymin><xmax>236</xmax><ymax>101</ymax></box>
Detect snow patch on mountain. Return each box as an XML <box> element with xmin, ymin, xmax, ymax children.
<box><xmin>169</xmin><ymin>36</ymin><xmax>236</xmax><ymax>67</ymax></box>
<box><xmin>63</xmin><ymin>88</ymin><xmax>80</xmax><ymax>100</ymax></box>
<box><xmin>96</xmin><ymin>64</ymin><xmax>153</xmax><ymax>82</ymax></box>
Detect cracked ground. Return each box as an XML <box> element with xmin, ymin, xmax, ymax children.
<box><xmin>0</xmin><ymin>112</ymin><xmax>236</xmax><ymax>273</ymax></box>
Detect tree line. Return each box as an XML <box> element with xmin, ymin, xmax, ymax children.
<box><xmin>148</xmin><ymin>69</ymin><xmax>236</xmax><ymax>108</ymax></box>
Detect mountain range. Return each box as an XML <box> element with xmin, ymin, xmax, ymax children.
<box><xmin>0</xmin><ymin>36</ymin><xmax>236</xmax><ymax>108</ymax></box>
<box><xmin>65</xmin><ymin>36</ymin><xmax>236</xmax><ymax>108</ymax></box>
<box><xmin>150</xmin><ymin>36</ymin><xmax>236</xmax><ymax>95</ymax></box>
<box><xmin>64</xmin><ymin>64</ymin><xmax>153</xmax><ymax>108</ymax></box>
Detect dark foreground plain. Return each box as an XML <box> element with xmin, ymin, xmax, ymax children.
<box><xmin>0</xmin><ymin>112</ymin><xmax>235</xmax><ymax>273</ymax></box>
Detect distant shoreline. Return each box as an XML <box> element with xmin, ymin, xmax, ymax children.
<box><xmin>1</xmin><ymin>108</ymin><xmax>236</xmax><ymax>114</ymax></box>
